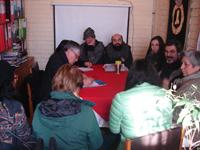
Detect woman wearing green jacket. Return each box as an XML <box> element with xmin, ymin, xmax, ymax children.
<box><xmin>32</xmin><ymin>64</ymin><xmax>103</xmax><ymax>150</ymax></box>
<box><xmin>109</xmin><ymin>59</ymin><xmax>173</xmax><ymax>149</ymax></box>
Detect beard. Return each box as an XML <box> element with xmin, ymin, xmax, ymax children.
<box><xmin>166</xmin><ymin>57</ymin><xmax>175</xmax><ymax>64</ymax></box>
<box><xmin>112</xmin><ymin>44</ymin><xmax>122</xmax><ymax>51</ymax></box>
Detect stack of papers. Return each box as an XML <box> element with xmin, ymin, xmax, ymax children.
<box><xmin>78</xmin><ymin>67</ymin><xmax>94</xmax><ymax>72</ymax></box>
<box><xmin>103</xmin><ymin>64</ymin><xmax>128</xmax><ymax>72</ymax></box>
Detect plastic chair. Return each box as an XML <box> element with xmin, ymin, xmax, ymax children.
<box><xmin>124</xmin><ymin>126</ymin><xmax>184</xmax><ymax>150</ymax></box>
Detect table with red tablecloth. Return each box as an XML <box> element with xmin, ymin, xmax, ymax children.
<box><xmin>79</xmin><ymin>65</ymin><xmax>128</xmax><ymax>121</ymax></box>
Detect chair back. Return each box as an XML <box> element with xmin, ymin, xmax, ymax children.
<box><xmin>34</xmin><ymin>137</ymin><xmax>57</xmax><ymax>150</ymax></box>
<box><xmin>124</xmin><ymin>126</ymin><xmax>184</xmax><ymax>150</ymax></box>
<box><xmin>35</xmin><ymin>138</ymin><xmax>44</xmax><ymax>150</ymax></box>
<box><xmin>26</xmin><ymin>69</ymin><xmax>44</xmax><ymax>123</ymax></box>
<box><xmin>48</xmin><ymin>137</ymin><xmax>57</xmax><ymax>150</ymax></box>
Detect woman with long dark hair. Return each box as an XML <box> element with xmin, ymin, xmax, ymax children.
<box><xmin>145</xmin><ymin>36</ymin><xmax>165</xmax><ymax>72</ymax></box>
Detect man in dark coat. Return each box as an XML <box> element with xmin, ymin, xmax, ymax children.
<box><xmin>78</xmin><ymin>27</ymin><xmax>105</xmax><ymax>67</ymax></box>
<box><xmin>40</xmin><ymin>40</ymin><xmax>81</xmax><ymax>100</ymax></box>
<box><xmin>160</xmin><ymin>40</ymin><xmax>182</xmax><ymax>89</ymax></box>
<box><xmin>104</xmin><ymin>34</ymin><xmax>133</xmax><ymax>68</ymax></box>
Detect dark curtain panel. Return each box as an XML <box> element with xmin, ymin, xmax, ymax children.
<box><xmin>167</xmin><ymin>0</ymin><xmax>189</xmax><ymax>50</ymax></box>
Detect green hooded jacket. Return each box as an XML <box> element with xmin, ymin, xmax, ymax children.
<box><xmin>32</xmin><ymin>91</ymin><xmax>103</xmax><ymax>150</ymax></box>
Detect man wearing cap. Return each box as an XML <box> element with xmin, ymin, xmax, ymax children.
<box><xmin>104</xmin><ymin>34</ymin><xmax>133</xmax><ymax>68</ymax></box>
<box><xmin>79</xmin><ymin>27</ymin><xmax>105</xmax><ymax>67</ymax></box>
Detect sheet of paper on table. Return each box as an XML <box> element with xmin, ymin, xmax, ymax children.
<box><xmin>103</xmin><ymin>64</ymin><xmax>128</xmax><ymax>72</ymax></box>
<box><xmin>78</xmin><ymin>67</ymin><xmax>94</xmax><ymax>72</ymax></box>
<box><xmin>83</xmin><ymin>80</ymin><xmax>106</xmax><ymax>88</ymax></box>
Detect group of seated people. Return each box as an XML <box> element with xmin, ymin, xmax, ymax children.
<box><xmin>40</xmin><ymin>27</ymin><xmax>133</xmax><ymax>101</ymax></box>
<box><xmin>0</xmin><ymin>30</ymin><xmax>200</xmax><ymax>150</ymax></box>
<box><xmin>77</xmin><ymin>27</ymin><xmax>133</xmax><ymax>68</ymax></box>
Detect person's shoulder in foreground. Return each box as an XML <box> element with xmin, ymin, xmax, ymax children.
<box><xmin>0</xmin><ymin>60</ymin><xmax>35</xmax><ymax>150</ymax></box>
<box><xmin>33</xmin><ymin>64</ymin><xmax>103</xmax><ymax>150</ymax></box>
<box><xmin>109</xmin><ymin>59</ymin><xmax>172</xmax><ymax>149</ymax></box>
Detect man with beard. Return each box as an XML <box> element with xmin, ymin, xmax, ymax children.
<box><xmin>104</xmin><ymin>34</ymin><xmax>133</xmax><ymax>68</ymax></box>
<box><xmin>160</xmin><ymin>40</ymin><xmax>182</xmax><ymax>89</ymax></box>
<box><xmin>78</xmin><ymin>27</ymin><xmax>104</xmax><ymax>67</ymax></box>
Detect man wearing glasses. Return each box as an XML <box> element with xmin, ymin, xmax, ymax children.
<box><xmin>40</xmin><ymin>40</ymin><xmax>81</xmax><ymax>100</ymax></box>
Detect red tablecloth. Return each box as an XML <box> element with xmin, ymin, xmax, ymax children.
<box><xmin>80</xmin><ymin>65</ymin><xmax>128</xmax><ymax>121</ymax></box>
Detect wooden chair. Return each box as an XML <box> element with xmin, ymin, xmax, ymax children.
<box><xmin>124</xmin><ymin>126</ymin><xmax>184</xmax><ymax>150</ymax></box>
<box><xmin>27</xmin><ymin>82</ymin><xmax>34</xmax><ymax>123</ymax></box>
<box><xmin>26</xmin><ymin>63</ymin><xmax>44</xmax><ymax>123</ymax></box>
<box><xmin>26</xmin><ymin>64</ymin><xmax>36</xmax><ymax>124</ymax></box>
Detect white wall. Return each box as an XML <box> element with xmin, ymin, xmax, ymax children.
<box><xmin>54</xmin><ymin>4</ymin><xmax>130</xmax><ymax>47</ymax></box>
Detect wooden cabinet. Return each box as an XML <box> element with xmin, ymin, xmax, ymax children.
<box><xmin>14</xmin><ymin>57</ymin><xmax>34</xmax><ymax>89</ymax></box>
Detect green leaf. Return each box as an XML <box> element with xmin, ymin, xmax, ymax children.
<box><xmin>178</xmin><ymin>108</ymin><xmax>190</xmax><ymax>120</ymax></box>
<box><xmin>192</xmin><ymin>109</ymin><xmax>199</xmax><ymax>120</ymax></box>
<box><xmin>194</xmin><ymin>120</ymin><xmax>200</xmax><ymax>132</ymax></box>
<box><xmin>182</xmin><ymin>115</ymin><xmax>192</xmax><ymax>128</ymax></box>
<box><xmin>198</xmin><ymin>112</ymin><xmax>200</xmax><ymax>120</ymax></box>
<box><xmin>174</xmin><ymin>100</ymin><xmax>190</xmax><ymax>108</ymax></box>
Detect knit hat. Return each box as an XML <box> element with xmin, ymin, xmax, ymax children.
<box><xmin>0</xmin><ymin>60</ymin><xmax>15</xmax><ymax>86</ymax></box>
<box><xmin>83</xmin><ymin>27</ymin><xmax>95</xmax><ymax>40</ymax></box>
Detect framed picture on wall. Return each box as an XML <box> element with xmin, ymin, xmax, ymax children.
<box><xmin>167</xmin><ymin>0</ymin><xmax>189</xmax><ymax>50</ymax></box>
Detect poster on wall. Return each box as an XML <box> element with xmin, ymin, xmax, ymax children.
<box><xmin>167</xmin><ymin>0</ymin><xmax>189</xmax><ymax>50</ymax></box>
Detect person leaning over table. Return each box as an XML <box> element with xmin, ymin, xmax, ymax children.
<box><xmin>39</xmin><ymin>40</ymin><xmax>81</xmax><ymax>100</ymax></box>
<box><xmin>109</xmin><ymin>59</ymin><xmax>173</xmax><ymax>150</ymax></box>
<box><xmin>0</xmin><ymin>60</ymin><xmax>35</xmax><ymax>150</ymax></box>
<box><xmin>32</xmin><ymin>64</ymin><xmax>103</xmax><ymax>150</ymax></box>
<box><xmin>77</xmin><ymin>27</ymin><xmax>105</xmax><ymax>67</ymax></box>
<box><xmin>104</xmin><ymin>33</ymin><xmax>133</xmax><ymax>68</ymax></box>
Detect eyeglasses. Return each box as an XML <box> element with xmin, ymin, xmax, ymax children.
<box><xmin>70</xmin><ymin>49</ymin><xmax>80</xmax><ymax>60</ymax></box>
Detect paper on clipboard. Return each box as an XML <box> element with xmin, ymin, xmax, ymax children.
<box><xmin>83</xmin><ymin>80</ymin><xmax>106</xmax><ymax>88</ymax></box>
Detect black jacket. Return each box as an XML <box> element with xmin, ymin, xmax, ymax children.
<box><xmin>104</xmin><ymin>43</ymin><xmax>133</xmax><ymax>68</ymax></box>
<box><xmin>160</xmin><ymin>60</ymin><xmax>181</xmax><ymax>79</ymax></box>
<box><xmin>40</xmin><ymin>50</ymin><xmax>68</xmax><ymax>100</ymax></box>
<box><xmin>79</xmin><ymin>40</ymin><xmax>104</xmax><ymax>65</ymax></box>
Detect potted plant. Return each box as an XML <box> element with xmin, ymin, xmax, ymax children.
<box><xmin>170</xmin><ymin>85</ymin><xmax>200</xmax><ymax>150</ymax></box>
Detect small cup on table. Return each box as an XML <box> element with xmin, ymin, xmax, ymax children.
<box><xmin>115</xmin><ymin>60</ymin><xmax>122</xmax><ymax>74</ymax></box>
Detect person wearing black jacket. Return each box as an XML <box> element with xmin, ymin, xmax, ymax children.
<box><xmin>145</xmin><ymin>36</ymin><xmax>165</xmax><ymax>72</ymax></box>
<box><xmin>160</xmin><ymin>40</ymin><xmax>182</xmax><ymax>89</ymax></box>
<box><xmin>78</xmin><ymin>27</ymin><xmax>105</xmax><ymax>67</ymax></box>
<box><xmin>104</xmin><ymin>34</ymin><xmax>133</xmax><ymax>68</ymax></box>
<box><xmin>40</xmin><ymin>40</ymin><xmax>81</xmax><ymax>100</ymax></box>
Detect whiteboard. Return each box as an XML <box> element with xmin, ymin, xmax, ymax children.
<box><xmin>54</xmin><ymin>4</ymin><xmax>130</xmax><ymax>48</ymax></box>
